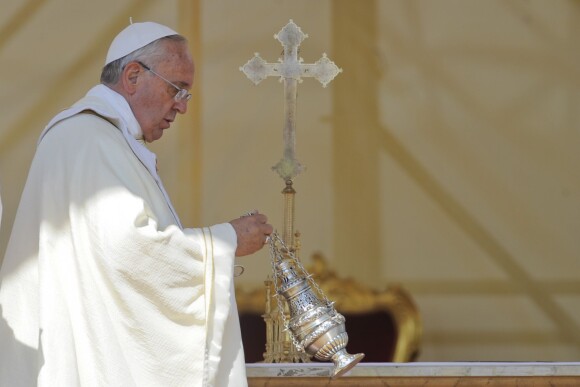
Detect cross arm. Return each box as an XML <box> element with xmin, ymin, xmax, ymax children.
<box><xmin>240</xmin><ymin>53</ymin><xmax>279</xmax><ymax>85</ymax></box>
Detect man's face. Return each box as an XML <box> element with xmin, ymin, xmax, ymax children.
<box><xmin>130</xmin><ymin>41</ymin><xmax>194</xmax><ymax>143</ymax></box>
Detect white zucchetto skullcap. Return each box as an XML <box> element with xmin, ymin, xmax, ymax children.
<box><xmin>105</xmin><ymin>21</ymin><xmax>179</xmax><ymax>66</ymax></box>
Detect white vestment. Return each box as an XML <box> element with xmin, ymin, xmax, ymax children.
<box><xmin>0</xmin><ymin>86</ymin><xmax>247</xmax><ymax>387</ymax></box>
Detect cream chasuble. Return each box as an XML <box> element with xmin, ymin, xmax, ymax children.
<box><xmin>0</xmin><ymin>86</ymin><xmax>247</xmax><ymax>387</ymax></box>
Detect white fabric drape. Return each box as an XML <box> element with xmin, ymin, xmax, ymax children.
<box><xmin>0</xmin><ymin>87</ymin><xmax>247</xmax><ymax>386</ymax></box>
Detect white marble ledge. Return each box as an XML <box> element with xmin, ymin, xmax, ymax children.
<box><xmin>246</xmin><ymin>362</ymin><xmax>580</xmax><ymax>378</ymax></box>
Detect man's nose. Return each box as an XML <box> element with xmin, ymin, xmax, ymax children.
<box><xmin>175</xmin><ymin>99</ymin><xmax>188</xmax><ymax>114</ymax></box>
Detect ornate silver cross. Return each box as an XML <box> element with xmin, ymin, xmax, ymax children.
<box><xmin>240</xmin><ymin>20</ymin><xmax>342</xmax><ymax>181</ymax></box>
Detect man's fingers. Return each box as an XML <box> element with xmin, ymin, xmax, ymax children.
<box><xmin>240</xmin><ymin>209</ymin><xmax>258</xmax><ymax>218</ymax></box>
<box><xmin>230</xmin><ymin>211</ymin><xmax>273</xmax><ymax>257</ymax></box>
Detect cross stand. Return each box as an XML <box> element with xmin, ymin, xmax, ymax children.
<box><xmin>241</xmin><ymin>20</ymin><xmax>342</xmax><ymax>363</ymax></box>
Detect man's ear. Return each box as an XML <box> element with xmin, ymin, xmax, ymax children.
<box><xmin>123</xmin><ymin>62</ymin><xmax>142</xmax><ymax>94</ymax></box>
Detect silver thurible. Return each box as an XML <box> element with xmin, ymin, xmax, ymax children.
<box><xmin>268</xmin><ymin>232</ymin><xmax>364</xmax><ymax>378</ymax></box>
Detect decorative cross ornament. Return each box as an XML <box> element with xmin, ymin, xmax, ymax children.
<box><xmin>240</xmin><ymin>20</ymin><xmax>342</xmax><ymax>180</ymax></box>
<box><xmin>240</xmin><ymin>22</ymin><xmax>361</xmax><ymax>373</ymax></box>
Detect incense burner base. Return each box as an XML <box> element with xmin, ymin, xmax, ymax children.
<box><xmin>331</xmin><ymin>350</ymin><xmax>365</xmax><ymax>378</ymax></box>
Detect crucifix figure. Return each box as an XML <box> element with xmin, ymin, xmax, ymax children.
<box><xmin>240</xmin><ymin>20</ymin><xmax>342</xmax><ymax>182</ymax></box>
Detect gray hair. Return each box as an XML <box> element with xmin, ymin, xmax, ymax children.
<box><xmin>100</xmin><ymin>34</ymin><xmax>186</xmax><ymax>85</ymax></box>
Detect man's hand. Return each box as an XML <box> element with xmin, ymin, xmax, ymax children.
<box><xmin>229</xmin><ymin>211</ymin><xmax>274</xmax><ymax>257</ymax></box>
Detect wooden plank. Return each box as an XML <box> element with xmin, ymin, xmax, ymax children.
<box><xmin>249</xmin><ymin>375</ymin><xmax>580</xmax><ymax>387</ymax></box>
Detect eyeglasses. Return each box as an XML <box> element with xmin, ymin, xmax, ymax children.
<box><xmin>137</xmin><ymin>61</ymin><xmax>192</xmax><ymax>102</ymax></box>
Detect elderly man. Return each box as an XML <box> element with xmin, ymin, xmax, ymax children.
<box><xmin>0</xmin><ymin>22</ymin><xmax>271</xmax><ymax>386</ymax></box>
